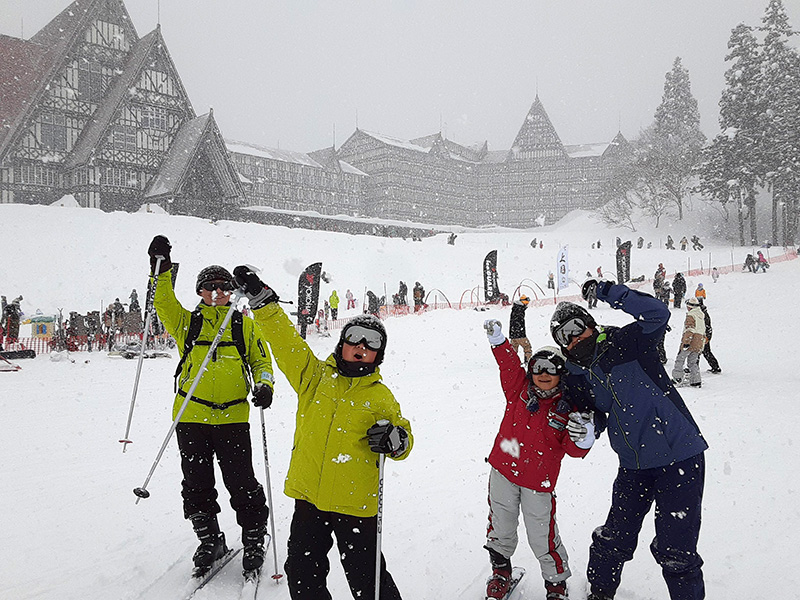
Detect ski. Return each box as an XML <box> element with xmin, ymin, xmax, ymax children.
<box><xmin>184</xmin><ymin>547</ymin><xmax>242</xmax><ymax>600</ymax></box>
<box><xmin>485</xmin><ymin>567</ymin><xmax>525</xmax><ymax>600</ymax></box>
<box><xmin>240</xmin><ymin>569</ymin><xmax>260</xmax><ymax>600</ymax></box>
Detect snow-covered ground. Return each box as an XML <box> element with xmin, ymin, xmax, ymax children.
<box><xmin>1</xmin><ymin>203</ymin><xmax>798</xmax><ymax>600</ymax></box>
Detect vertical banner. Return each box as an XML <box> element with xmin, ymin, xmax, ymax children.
<box><xmin>297</xmin><ymin>262</ymin><xmax>323</xmax><ymax>339</ymax></box>
<box><xmin>556</xmin><ymin>246</ymin><xmax>569</xmax><ymax>292</ymax></box>
<box><xmin>616</xmin><ymin>241</ymin><xmax>632</xmax><ymax>284</ymax></box>
<box><xmin>483</xmin><ymin>250</ymin><xmax>500</xmax><ymax>302</ymax></box>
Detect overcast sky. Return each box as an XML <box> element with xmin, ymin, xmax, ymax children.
<box><xmin>2</xmin><ymin>0</ymin><xmax>799</xmax><ymax>153</ymax></box>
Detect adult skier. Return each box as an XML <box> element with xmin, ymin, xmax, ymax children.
<box><xmin>413</xmin><ymin>281</ymin><xmax>425</xmax><ymax>312</ymax></box>
<box><xmin>398</xmin><ymin>280</ymin><xmax>408</xmax><ymax>306</ymax></box>
<box><xmin>329</xmin><ymin>290</ymin><xmax>339</xmax><ymax>320</ymax></box>
<box><xmin>697</xmin><ymin>300</ymin><xmax>721</xmax><ymax>374</ymax></box>
<box><xmin>146</xmin><ymin>236</ymin><xmax>275</xmax><ymax>577</ymax></box>
<box><xmin>508</xmin><ymin>296</ymin><xmax>532</xmax><ymax>363</ymax></box>
<box><xmin>232</xmin><ymin>266</ymin><xmax>413</xmax><ymax>600</ymax></box>
<box><xmin>672</xmin><ymin>297</ymin><xmax>706</xmax><ymax>388</ymax></box>
<box><xmin>2</xmin><ymin>295</ymin><xmax>22</xmax><ymax>343</ymax></box>
<box><xmin>653</xmin><ymin>264</ymin><xmax>666</xmax><ymax>296</ymax></box>
<box><xmin>482</xmin><ymin>322</ymin><xmax>595</xmax><ymax>600</ymax></box>
<box><xmin>672</xmin><ymin>273</ymin><xmax>687</xmax><ymax>308</ymax></box>
<box><xmin>550</xmin><ymin>283</ymin><xmax>707</xmax><ymax>600</ymax></box>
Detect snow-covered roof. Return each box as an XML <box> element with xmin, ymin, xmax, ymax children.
<box><xmin>226</xmin><ymin>140</ymin><xmax>323</xmax><ymax>168</ymax></box>
<box><xmin>359</xmin><ymin>130</ymin><xmax>430</xmax><ymax>154</ymax></box>
<box><xmin>50</xmin><ymin>194</ymin><xmax>80</xmax><ymax>207</ymax></box>
<box><xmin>564</xmin><ymin>142</ymin><xmax>610</xmax><ymax>158</ymax></box>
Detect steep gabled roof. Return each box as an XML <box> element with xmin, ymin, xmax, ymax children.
<box><xmin>146</xmin><ymin>111</ymin><xmax>242</xmax><ymax>199</ymax></box>
<box><xmin>509</xmin><ymin>95</ymin><xmax>566</xmax><ymax>159</ymax></box>
<box><xmin>65</xmin><ymin>26</ymin><xmax>193</xmax><ymax>168</ymax></box>
<box><xmin>1</xmin><ymin>0</ymin><xmax>139</xmax><ymax>160</ymax></box>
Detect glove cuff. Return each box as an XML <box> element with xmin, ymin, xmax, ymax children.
<box><xmin>575</xmin><ymin>420</ymin><xmax>595</xmax><ymax>449</ymax></box>
<box><xmin>487</xmin><ymin>332</ymin><xmax>505</xmax><ymax>346</ymax></box>
<box><xmin>249</xmin><ymin>287</ymin><xmax>278</xmax><ymax>309</ymax></box>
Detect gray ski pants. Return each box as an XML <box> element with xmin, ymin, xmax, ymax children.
<box><xmin>672</xmin><ymin>347</ymin><xmax>702</xmax><ymax>385</ymax></box>
<box><xmin>485</xmin><ymin>468</ymin><xmax>571</xmax><ymax>583</ymax></box>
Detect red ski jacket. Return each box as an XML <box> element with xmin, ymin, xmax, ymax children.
<box><xmin>488</xmin><ymin>341</ymin><xmax>589</xmax><ymax>492</ymax></box>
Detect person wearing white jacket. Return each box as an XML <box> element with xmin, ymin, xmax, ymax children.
<box><xmin>671</xmin><ymin>297</ymin><xmax>706</xmax><ymax>387</ymax></box>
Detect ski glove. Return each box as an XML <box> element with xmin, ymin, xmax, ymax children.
<box><xmin>367</xmin><ymin>421</ymin><xmax>409</xmax><ymax>457</ymax></box>
<box><xmin>252</xmin><ymin>383</ymin><xmax>273</xmax><ymax>409</ymax></box>
<box><xmin>567</xmin><ymin>412</ymin><xmax>595</xmax><ymax>449</ymax></box>
<box><xmin>233</xmin><ymin>266</ymin><xmax>279</xmax><ymax>309</ymax></box>
<box><xmin>581</xmin><ymin>279</ymin><xmax>598</xmax><ymax>301</ymax></box>
<box><xmin>484</xmin><ymin>319</ymin><xmax>505</xmax><ymax>346</ymax></box>
<box><xmin>148</xmin><ymin>235</ymin><xmax>172</xmax><ymax>274</ymax></box>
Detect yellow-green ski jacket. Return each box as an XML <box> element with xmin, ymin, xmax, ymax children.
<box><xmin>253</xmin><ymin>302</ymin><xmax>412</xmax><ymax>517</ymax></box>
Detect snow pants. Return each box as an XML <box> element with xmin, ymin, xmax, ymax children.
<box><xmin>176</xmin><ymin>422</ymin><xmax>268</xmax><ymax>531</ymax></box>
<box><xmin>509</xmin><ymin>337</ymin><xmax>533</xmax><ymax>363</ymax></box>
<box><xmin>284</xmin><ymin>499</ymin><xmax>402</xmax><ymax>600</ymax></box>
<box><xmin>588</xmin><ymin>453</ymin><xmax>705</xmax><ymax>600</ymax></box>
<box><xmin>672</xmin><ymin>348</ymin><xmax>702</xmax><ymax>385</ymax></box>
<box><xmin>485</xmin><ymin>468</ymin><xmax>571</xmax><ymax>583</ymax></box>
<box><xmin>698</xmin><ymin>340</ymin><xmax>720</xmax><ymax>372</ymax></box>
<box><xmin>673</xmin><ymin>294</ymin><xmax>684</xmax><ymax>309</ymax></box>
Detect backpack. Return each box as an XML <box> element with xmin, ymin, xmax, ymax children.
<box><xmin>173</xmin><ymin>307</ymin><xmax>251</xmax><ymax>392</ymax></box>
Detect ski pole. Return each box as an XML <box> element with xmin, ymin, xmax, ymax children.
<box><xmin>121</xmin><ymin>256</ymin><xmax>163</xmax><ymax>452</ymax></box>
<box><xmin>259</xmin><ymin>408</ymin><xmax>284</xmax><ymax>582</ymax></box>
<box><xmin>374</xmin><ymin>419</ymin><xmax>389</xmax><ymax>600</ymax></box>
<box><xmin>133</xmin><ymin>289</ymin><xmax>243</xmax><ymax>503</ymax></box>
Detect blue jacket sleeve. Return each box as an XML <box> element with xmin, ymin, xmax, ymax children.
<box><xmin>596</xmin><ymin>282</ymin><xmax>670</xmax><ymax>336</ymax></box>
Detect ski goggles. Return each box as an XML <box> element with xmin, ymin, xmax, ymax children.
<box><xmin>553</xmin><ymin>317</ymin><xmax>588</xmax><ymax>347</ymax></box>
<box><xmin>343</xmin><ymin>325</ymin><xmax>385</xmax><ymax>351</ymax></box>
<box><xmin>200</xmin><ymin>280</ymin><xmax>234</xmax><ymax>292</ymax></box>
<box><xmin>529</xmin><ymin>357</ymin><xmax>562</xmax><ymax>376</ymax></box>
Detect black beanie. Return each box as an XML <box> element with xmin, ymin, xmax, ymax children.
<box><xmin>196</xmin><ymin>265</ymin><xmax>233</xmax><ymax>293</ymax></box>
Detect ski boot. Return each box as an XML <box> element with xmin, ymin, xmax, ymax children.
<box><xmin>242</xmin><ymin>525</ymin><xmax>266</xmax><ymax>573</ymax></box>
<box><xmin>190</xmin><ymin>513</ymin><xmax>228</xmax><ymax>576</ymax></box>
<box><xmin>545</xmin><ymin>579</ymin><xmax>568</xmax><ymax>599</ymax></box>
<box><xmin>485</xmin><ymin>547</ymin><xmax>512</xmax><ymax>599</ymax></box>
<box><xmin>587</xmin><ymin>592</ymin><xmax>614</xmax><ymax>600</ymax></box>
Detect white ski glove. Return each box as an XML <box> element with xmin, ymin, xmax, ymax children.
<box><xmin>567</xmin><ymin>412</ymin><xmax>595</xmax><ymax>449</ymax></box>
<box><xmin>484</xmin><ymin>319</ymin><xmax>505</xmax><ymax>346</ymax></box>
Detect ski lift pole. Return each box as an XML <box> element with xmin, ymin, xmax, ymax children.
<box><xmin>259</xmin><ymin>408</ymin><xmax>284</xmax><ymax>583</ymax></box>
<box><xmin>120</xmin><ymin>257</ymin><xmax>163</xmax><ymax>452</ymax></box>
<box><xmin>133</xmin><ymin>289</ymin><xmax>244</xmax><ymax>503</ymax></box>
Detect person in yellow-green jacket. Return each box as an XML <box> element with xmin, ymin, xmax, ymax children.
<box><xmin>232</xmin><ymin>264</ymin><xmax>413</xmax><ymax>600</ymax></box>
<box><xmin>147</xmin><ymin>236</ymin><xmax>275</xmax><ymax>577</ymax></box>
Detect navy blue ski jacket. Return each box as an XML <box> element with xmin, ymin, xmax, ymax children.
<box><xmin>563</xmin><ymin>282</ymin><xmax>708</xmax><ymax>470</ymax></box>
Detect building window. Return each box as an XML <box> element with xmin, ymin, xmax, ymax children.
<box><xmin>140</xmin><ymin>106</ymin><xmax>166</xmax><ymax>130</ymax></box>
<box><xmin>40</xmin><ymin>112</ymin><xmax>67</xmax><ymax>151</ymax></box>
<box><xmin>112</xmin><ymin>124</ymin><xmax>137</xmax><ymax>151</ymax></box>
<box><xmin>77</xmin><ymin>60</ymin><xmax>109</xmax><ymax>102</ymax></box>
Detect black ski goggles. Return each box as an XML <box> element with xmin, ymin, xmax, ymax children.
<box><xmin>200</xmin><ymin>280</ymin><xmax>234</xmax><ymax>292</ymax></box>
<box><xmin>553</xmin><ymin>317</ymin><xmax>588</xmax><ymax>348</ymax></box>
<box><xmin>342</xmin><ymin>325</ymin><xmax>385</xmax><ymax>351</ymax></box>
<box><xmin>529</xmin><ymin>357</ymin><xmax>562</xmax><ymax>376</ymax></box>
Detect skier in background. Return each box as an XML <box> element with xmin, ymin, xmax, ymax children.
<box><xmin>508</xmin><ymin>296</ymin><xmax>532</xmax><ymax>363</ymax></box>
<box><xmin>329</xmin><ymin>290</ymin><xmax>340</xmax><ymax>320</ymax></box>
<box><xmin>346</xmin><ymin>288</ymin><xmax>356</xmax><ymax>310</ymax></box>
<box><xmin>672</xmin><ymin>272</ymin><xmax>687</xmax><ymax>309</ymax></box>
<box><xmin>397</xmin><ymin>280</ymin><xmax>408</xmax><ymax>306</ymax></box>
<box><xmin>691</xmin><ymin>235</ymin><xmax>704</xmax><ymax>251</ymax></box>
<box><xmin>233</xmin><ymin>266</ymin><xmax>413</xmax><ymax>600</ymax></box>
<box><xmin>665</xmin><ymin>235</ymin><xmax>675</xmax><ymax>250</ymax></box>
<box><xmin>711</xmin><ymin>267</ymin><xmax>719</xmax><ymax>284</ymax></box>
<box><xmin>697</xmin><ymin>300</ymin><xmax>721</xmax><ymax>374</ymax></box>
<box><xmin>672</xmin><ymin>297</ymin><xmax>706</xmax><ymax>388</ymax></box>
<box><xmin>413</xmin><ymin>281</ymin><xmax>425</xmax><ymax>313</ymax></box>
<box><xmin>680</xmin><ymin>236</ymin><xmax>688</xmax><ymax>251</ymax></box>
<box><xmin>756</xmin><ymin>251</ymin><xmax>770</xmax><ymax>273</ymax></box>
<box><xmin>483</xmin><ymin>319</ymin><xmax>595</xmax><ymax>600</ymax></box>
<box><xmin>694</xmin><ymin>283</ymin><xmax>706</xmax><ymax>302</ymax></box>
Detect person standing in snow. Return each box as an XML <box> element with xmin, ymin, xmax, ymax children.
<box><xmin>656</xmin><ymin>280</ymin><xmax>671</xmax><ymax>306</ymax></box>
<box><xmin>711</xmin><ymin>267</ymin><xmax>719</xmax><ymax>284</ymax></box>
<box><xmin>547</xmin><ymin>272</ymin><xmax>555</xmax><ymax>290</ymax></box>
<box><xmin>397</xmin><ymin>280</ymin><xmax>408</xmax><ymax>306</ymax></box>
<box><xmin>665</xmin><ymin>235</ymin><xmax>675</xmax><ymax>250</ymax></box>
<box><xmin>346</xmin><ymin>288</ymin><xmax>356</xmax><ymax>310</ymax></box>
<box><xmin>232</xmin><ymin>266</ymin><xmax>413</xmax><ymax>600</ymax></box>
<box><xmin>329</xmin><ymin>290</ymin><xmax>340</xmax><ymax>320</ymax></box>
<box><xmin>696</xmin><ymin>300</ymin><xmax>721</xmax><ymax>374</ymax></box>
<box><xmin>672</xmin><ymin>272</ymin><xmax>687</xmax><ymax>309</ymax></box>
<box><xmin>483</xmin><ymin>320</ymin><xmax>595</xmax><ymax>600</ymax></box>
<box><xmin>755</xmin><ymin>251</ymin><xmax>770</xmax><ymax>273</ymax></box>
<box><xmin>694</xmin><ymin>283</ymin><xmax>706</xmax><ymax>302</ymax></box>
<box><xmin>129</xmin><ymin>289</ymin><xmax>140</xmax><ymax>313</ymax></box>
<box><xmin>413</xmin><ymin>281</ymin><xmax>425</xmax><ymax>313</ymax></box>
<box><xmin>550</xmin><ymin>284</ymin><xmax>707</xmax><ymax>600</ymax></box>
<box><xmin>691</xmin><ymin>235</ymin><xmax>704</xmax><ymax>251</ymax></box>
<box><xmin>680</xmin><ymin>236</ymin><xmax>688</xmax><ymax>251</ymax></box>
<box><xmin>672</xmin><ymin>296</ymin><xmax>706</xmax><ymax>388</ymax></box>
<box><xmin>2</xmin><ymin>295</ymin><xmax>23</xmax><ymax>343</ymax></box>
<box><xmin>146</xmin><ymin>236</ymin><xmax>275</xmax><ymax>576</ymax></box>
<box><xmin>653</xmin><ymin>263</ymin><xmax>666</xmax><ymax>297</ymax></box>
<box><xmin>508</xmin><ymin>296</ymin><xmax>533</xmax><ymax>363</ymax></box>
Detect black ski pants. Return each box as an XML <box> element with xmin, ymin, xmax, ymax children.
<box><xmin>285</xmin><ymin>499</ymin><xmax>402</xmax><ymax>600</ymax></box>
<box><xmin>175</xmin><ymin>422</ymin><xmax>267</xmax><ymax>532</ymax></box>
<box><xmin>697</xmin><ymin>341</ymin><xmax>720</xmax><ymax>372</ymax></box>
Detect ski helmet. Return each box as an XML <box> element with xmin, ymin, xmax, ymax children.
<box><xmin>335</xmin><ymin>314</ymin><xmax>388</xmax><ymax>366</ymax></box>
<box><xmin>519</xmin><ymin>295</ymin><xmax>530</xmax><ymax>306</ymax></box>
<box><xmin>196</xmin><ymin>265</ymin><xmax>234</xmax><ymax>293</ymax></box>
<box><xmin>527</xmin><ymin>346</ymin><xmax>566</xmax><ymax>377</ymax></box>
<box><xmin>550</xmin><ymin>302</ymin><xmax>596</xmax><ymax>349</ymax></box>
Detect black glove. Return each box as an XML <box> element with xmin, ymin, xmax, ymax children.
<box><xmin>233</xmin><ymin>265</ymin><xmax>279</xmax><ymax>309</ymax></box>
<box><xmin>367</xmin><ymin>421</ymin><xmax>409</xmax><ymax>456</ymax></box>
<box><xmin>581</xmin><ymin>279</ymin><xmax>598</xmax><ymax>301</ymax></box>
<box><xmin>252</xmin><ymin>384</ymin><xmax>273</xmax><ymax>409</ymax></box>
<box><xmin>148</xmin><ymin>235</ymin><xmax>172</xmax><ymax>274</ymax></box>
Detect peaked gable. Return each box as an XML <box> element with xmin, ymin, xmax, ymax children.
<box><xmin>508</xmin><ymin>96</ymin><xmax>566</xmax><ymax>161</ymax></box>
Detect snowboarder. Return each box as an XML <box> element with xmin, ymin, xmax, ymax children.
<box><xmin>743</xmin><ymin>254</ymin><xmax>756</xmax><ymax>273</ymax></box>
<box><xmin>691</xmin><ymin>235</ymin><xmax>704</xmax><ymax>251</ymax></box>
<box><xmin>129</xmin><ymin>289</ymin><xmax>140</xmax><ymax>312</ymax></box>
<box><xmin>508</xmin><ymin>296</ymin><xmax>533</xmax><ymax>363</ymax></box>
<box><xmin>146</xmin><ymin>236</ymin><xmax>275</xmax><ymax>577</ymax></box>
<box><xmin>365</xmin><ymin>290</ymin><xmax>380</xmax><ymax>317</ymax></box>
<box><xmin>656</xmin><ymin>280</ymin><xmax>671</xmax><ymax>306</ymax></box>
<box><xmin>672</xmin><ymin>296</ymin><xmax>706</xmax><ymax>388</ymax></box>
<box><xmin>596</xmin><ymin>266</ymin><xmax>603</xmax><ymax>278</ymax></box>
<box><xmin>653</xmin><ymin>263</ymin><xmax>666</xmax><ymax>296</ymax></box>
<box><xmin>346</xmin><ymin>288</ymin><xmax>356</xmax><ymax>310</ymax></box>
<box><xmin>329</xmin><ymin>290</ymin><xmax>339</xmax><ymax>320</ymax></box>
<box><xmin>413</xmin><ymin>281</ymin><xmax>425</xmax><ymax>313</ymax></box>
<box><xmin>531</xmin><ymin>238</ymin><xmax>538</xmax><ymax>249</ymax></box>
<box><xmin>696</xmin><ymin>300</ymin><xmax>721</xmax><ymax>374</ymax></box>
<box><xmin>680</xmin><ymin>236</ymin><xmax>688</xmax><ymax>251</ymax></box>
<box><xmin>695</xmin><ymin>283</ymin><xmax>706</xmax><ymax>301</ymax></box>
<box><xmin>482</xmin><ymin>322</ymin><xmax>595</xmax><ymax>600</ymax></box>
<box><xmin>756</xmin><ymin>251</ymin><xmax>770</xmax><ymax>273</ymax></box>
<box><xmin>397</xmin><ymin>280</ymin><xmax>408</xmax><ymax>306</ymax></box>
<box><xmin>711</xmin><ymin>267</ymin><xmax>719</xmax><ymax>284</ymax></box>
<box><xmin>585</xmin><ymin>274</ymin><xmax>598</xmax><ymax>309</ymax></box>
<box><xmin>665</xmin><ymin>235</ymin><xmax>675</xmax><ymax>250</ymax></box>
<box><xmin>547</xmin><ymin>272</ymin><xmax>555</xmax><ymax>290</ymax></box>
<box><xmin>551</xmin><ymin>285</ymin><xmax>707</xmax><ymax>600</ymax></box>
<box><xmin>672</xmin><ymin>272</ymin><xmax>686</xmax><ymax>309</ymax></box>
<box><xmin>2</xmin><ymin>295</ymin><xmax>22</xmax><ymax>343</ymax></box>
<box><xmin>233</xmin><ymin>266</ymin><xmax>413</xmax><ymax>600</ymax></box>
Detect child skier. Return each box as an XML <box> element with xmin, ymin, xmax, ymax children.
<box><xmin>482</xmin><ymin>319</ymin><xmax>595</xmax><ymax>600</ymax></box>
<box><xmin>232</xmin><ymin>266</ymin><xmax>413</xmax><ymax>600</ymax></box>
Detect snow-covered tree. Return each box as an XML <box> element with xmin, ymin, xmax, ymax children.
<box><xmin>638</xmin><ymin>57</ymin><xmax>706</xmax><ymax>221</ymax></box>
